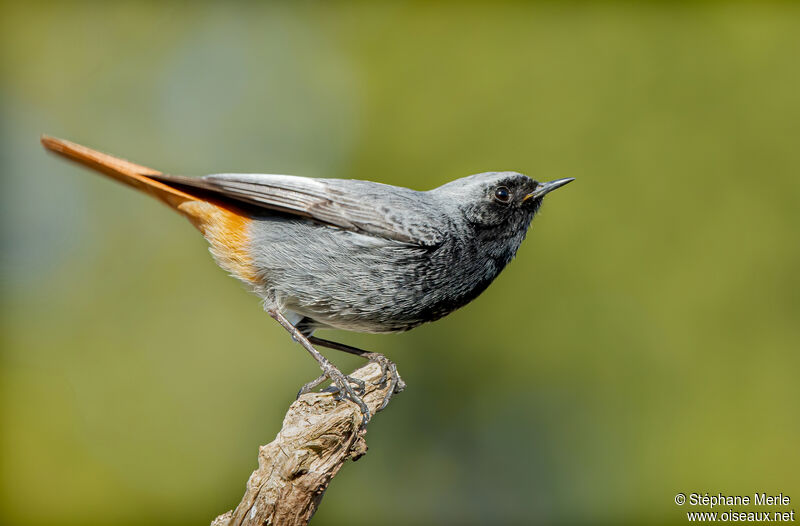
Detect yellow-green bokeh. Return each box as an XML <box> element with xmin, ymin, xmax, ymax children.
<box><xmin>2</xmin><ymin>2</ymin><xmax>799</xmax><ymax>525</ymax></box>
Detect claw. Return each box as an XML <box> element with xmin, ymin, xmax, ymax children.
<box><xmin>298</xmin><ymin>373</ymin><xmax>327</xmax><ymax>398</ymax></box>
<box><xmin>306</xmin><ymin>366</ymin><xmax>371</xmax><ymax>425</ymax></box>
<box><xmin>375</xmin><ymin>360</ymin><xmax>391</xmax><ymax>388</ymax></box>
<box><xmin>321</xmin><ymin>375</ymin><xmax>366</xmax><ymax>396</ymax></box>
<box><xmin>359</xmin><ymin>352</ymin><xmax>405</xmax><ymax>412</ymax></box>
<box><xmin>346</xmin><ymin>375</ymin><xmax>366</xmax><ymax>396</ymax></box>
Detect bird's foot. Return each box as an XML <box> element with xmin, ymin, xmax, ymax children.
<box><xmin>297</xmin><ymin>371</ymin><xmax>365</xmax><ymax>397</ymax></box>
<box><xmin>297</xmin><ymin>365</ymin><xmax>371</xmax><ymax>424</ymax></box>
<box><xmin>363</xmin><ymin>352</ymin><xmax>406</xmax><ymax>412</ymax></box>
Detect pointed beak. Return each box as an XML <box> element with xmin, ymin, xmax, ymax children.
<box><xmin>523</xmin><ymin>177</ymin><xmax>575</xmax><ymax>201</ymax></box>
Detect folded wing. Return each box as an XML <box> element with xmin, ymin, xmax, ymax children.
<box><xmin>151</xmin><ymin>173</ymin><xmax>445</xmax><ymax>247</ymax></box>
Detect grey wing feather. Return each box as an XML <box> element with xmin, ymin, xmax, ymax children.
<box><xmin>151</xmin><ymin>172</ymin><xmax>445</xmax><ymax>247</ymax></box>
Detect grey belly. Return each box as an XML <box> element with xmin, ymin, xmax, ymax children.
<box><xmin>247</xmin><ymin>217</ymin><xmax>465</xmax><ymax>333</ymax></box>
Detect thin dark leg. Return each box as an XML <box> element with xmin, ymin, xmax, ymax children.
<box><xmin>308</xmin><ymin>336</ymin><xmax>405</xmax><ymax>412</ymax></box>
<box><xmin>266</xmin><ymin>309</ymin><xmax>370</xmax><ymax>423</ymax></box>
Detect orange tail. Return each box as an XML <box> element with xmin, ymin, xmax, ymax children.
<box><xmin>40</xmin><ymin>135</ymin><xmax>203</xmax><ymax>212</ymax></box>
<box><xmin>40</xmin><ymin>135</ymin><xmax>259</xmax><ymax>284</ymax></box>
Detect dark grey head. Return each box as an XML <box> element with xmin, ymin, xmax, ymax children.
<box><xmin>427</xmin><ymin>171</ymin><xmax>573</xmax><ymax>282</ymax></box>
<box><xmin>432</xmin><ymin>171</ymin><xmax>574</xmax><ymax>232</ymax></box>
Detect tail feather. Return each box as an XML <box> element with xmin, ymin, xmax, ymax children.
<box><xmin>40</xmin><ymin>135</ymin><xmax>260</xmax><ymax>284</ymax></box>
<box><xmin>40</xmin><ymin>135</ymin><xmax>197</xmax><ymax>211</ymax></box>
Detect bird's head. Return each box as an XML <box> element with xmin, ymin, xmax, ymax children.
<box><xmin>433</xmin><ymin>171</ymin><xmax>574</xmax><ymax>235</ymax></box>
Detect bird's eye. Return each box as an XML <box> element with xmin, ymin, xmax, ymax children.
<box><xmin>494</xmin><ymin>186</ymin><xmax>511</xmax><ymax>203</ymax></box>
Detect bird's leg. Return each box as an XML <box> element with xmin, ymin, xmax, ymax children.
<box><xmin>266</xmin><ymin>309</ymin><xmax>370</xmax><ymax>424</ymax></box>
<box><xmin>308</xmin><ymin>336</ymin><xmax>405</xmax><ymax>412</ymax></box>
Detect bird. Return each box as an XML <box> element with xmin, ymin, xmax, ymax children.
<box><xmin>40</xmin><ymin>135</ymin><xmax>574</xmax><ymax>424</ymax></box>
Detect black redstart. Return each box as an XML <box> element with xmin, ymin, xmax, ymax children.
<box><xmin>41</xmin><ymin>136</ymin><xmax>574</xmax><ymax>423</ymax></box>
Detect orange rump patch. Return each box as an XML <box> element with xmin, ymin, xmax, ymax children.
<box><xmin>178</xmin><ymin>201</ymin><xmax>259</xmax><ymax>284</ymax></box>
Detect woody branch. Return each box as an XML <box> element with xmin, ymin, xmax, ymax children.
<box><xmin>211</xmin><ymin>362</ymin><xmax>401</xmax><ymax>526</ymax></box>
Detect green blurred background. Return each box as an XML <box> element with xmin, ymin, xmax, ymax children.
<box><xmin>2</xmin><ymin>2</ymin><xmax>799</xmax><ymax>525</ymax></box>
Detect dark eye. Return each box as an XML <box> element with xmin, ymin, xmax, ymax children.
<box><xmin>494</xmin><ymin>186</ymin><xmax>511</xmax><ymax>203</ymax></box>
